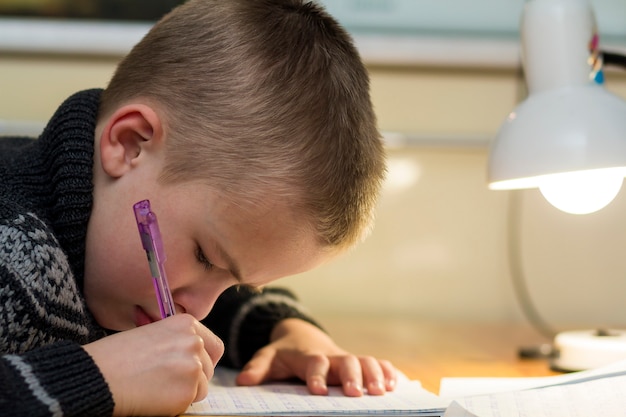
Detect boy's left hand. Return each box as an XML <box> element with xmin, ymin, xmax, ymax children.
<box><xmin>235</xmin><ymin>318</ymin><xmax>397</xmax><ymax>396</ymax></box>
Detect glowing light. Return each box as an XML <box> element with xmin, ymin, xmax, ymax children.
<box><xmin>538</xmin><ymin>168</ymin><xmax>625</xmax><ymax>214</ymax></box>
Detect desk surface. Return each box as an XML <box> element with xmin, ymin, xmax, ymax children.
<box><xmin>317</xmin><ymin>315</ymin><xmax>560</xmax><ymax>394</ymax></box>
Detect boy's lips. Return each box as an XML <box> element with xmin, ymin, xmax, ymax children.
<box><xmin>134</xmin><ymin>306</ymin><xmax>157</xmax><ymax>327</ymax></box>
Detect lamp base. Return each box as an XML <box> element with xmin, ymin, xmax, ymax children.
<box><xmin>551</xmin><ymin>329</ymin><xmax>626</xmax><ymax>372</ymax></box>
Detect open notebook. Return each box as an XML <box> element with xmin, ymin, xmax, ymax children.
<box><xmin>182</xmin><ymin>367</ymin><xmax>450</xmax><ymax>416</ymax></box>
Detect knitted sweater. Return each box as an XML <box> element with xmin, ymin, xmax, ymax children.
<box><xmin>0</xmin><ymin>89</ymin><xmax>319</xmax><ymax>417</ymax></box>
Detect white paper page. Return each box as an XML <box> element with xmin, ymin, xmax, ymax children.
<box><xmin>439</xmin><ymin>377</ymin><xmax>553</xmax><ymax>398</ymax></box>
<box><xmin>182</xmin><ymin>367</ymin><xmax>450</xmax><ymax>416</ymax></box>
<box><xmin>442</xmin><ymin>374</ymin><xmax>626</xmax><ymax>417</ymax></box>
<box><xmin>442</xmin><ymin>402</ymin><xmax>479</xmax><ymax>417</ymax></box>
<box><xmin>439</xmin><ymin>357</ymin><xmax>626</xmax><ymax>398</ymax></box>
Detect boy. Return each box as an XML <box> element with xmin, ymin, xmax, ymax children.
<box><xmin>0</xmin><ymin>0</ymin><xmax>394</xmax><ymax>416</ymax></box>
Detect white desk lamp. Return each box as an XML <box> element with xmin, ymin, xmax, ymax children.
<box><xmin>489</xmin><ymin>0</ymin><xmax>626</xmax><ymax>371</ymax></box>
<box><xmin>490</xmin><ymin>0</ymin><xmax>626</xmax><ymax>215</ymax></box>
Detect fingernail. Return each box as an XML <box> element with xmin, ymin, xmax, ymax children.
<box><xmin>346</xmin><ymin>380</ymin><xmax>363</xmax><ymax>394</ymax></box>
<box><xmin>311</xmin><ymin>376</ymin><xmax>327</xmax><ymax>391</ymax></box>
<box><xmin>368</xmin><ymin>381</ymin><xmax>385</xmax><ymax>394</ymax></box>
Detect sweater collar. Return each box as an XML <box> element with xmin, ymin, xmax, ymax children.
<box><xmin>35</xmin><ymin>88</ymin><xmax>103</xmax><ymax>289</ymax></box>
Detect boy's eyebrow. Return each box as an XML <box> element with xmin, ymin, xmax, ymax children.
<box><xmin>214</xmin><ymin>242</ymin><xmax>243</xmax><ymax>283</ymax></box>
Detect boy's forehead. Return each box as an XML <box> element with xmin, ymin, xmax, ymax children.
<box><xmin>206</xmin><ymin>194</ymin><xmax>313</xmax><ymax>245</ymax></box>
<box><xmin>191</xmin><ymin>190</ymin><xmax>328</xmax><ymax>280</ymax></box>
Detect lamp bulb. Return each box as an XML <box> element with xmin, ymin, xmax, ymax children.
<box><xmin>538</xmin><ymin>169</ymin><xmax>624</xmax><ymax>214</ymax></box>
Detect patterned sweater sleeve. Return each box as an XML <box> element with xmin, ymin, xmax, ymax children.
<box><xmin>0</xmin><ymin>206</ymin><xmax>115</xmax><ymax>417</ymax></box>
<box><xmin>202</xmin><ymin>286</ymin><xmax>323</xmax><ymax>369</ymax></box>
<box><xmin>0</xmin><ymin>342</ymin><xmax>113</xmax><ymax>417</ymax></box>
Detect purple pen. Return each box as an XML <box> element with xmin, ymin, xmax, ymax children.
<box><xmin>133</xmin><ymin>200</ymin><xmax>176</xmax><ymax>319</ymax></box>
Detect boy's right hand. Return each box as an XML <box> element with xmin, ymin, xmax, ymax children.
<box><xmin>83</xmin><ymin>314</ymin><xmax>224</xmax><ymax>416</ymax></box>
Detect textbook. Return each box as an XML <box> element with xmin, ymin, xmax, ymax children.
<box><xmin>182</xmin><ymin>367</ymin><xmax>450</xmax><ymax>416</ymax></box>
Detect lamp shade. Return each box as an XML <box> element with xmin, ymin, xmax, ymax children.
<box><xmin>489</xmin><ymin>84</ymin><xmax>626</xmax><ymax>190</ymax></box>
<box><xmin>487</xmin><ymin>0</ymin><xmax>626</xmax><ymax>214</ymax></box>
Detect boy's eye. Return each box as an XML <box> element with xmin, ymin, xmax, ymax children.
<box><xmin>195</xmin><ymin>246</ymin><xmax>214</xmax><ymax>271</ymax></box>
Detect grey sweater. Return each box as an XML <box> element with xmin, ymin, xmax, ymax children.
<box><xmin>0</xmin><ymin>89</ymin><xmax>318</xmax><ymax>417</ymax></box>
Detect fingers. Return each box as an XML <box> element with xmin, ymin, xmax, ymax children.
<box><xmin>235</xmin><ymin>348</ymin><xmax>276</xmax><ymax>386</ymax></box>
<box><xmin>379</xmin><ymin>359</ymin><xmax>398</xmax><ymax>391</ymax></box>
<box><xmin>305</xmin><ymin>354</ymin><xmax>369</xmax><ymax>397</ymax></box>
<box><xmin>330</xmin><ymin>355</ymin><xmax>398</xmax><ymax>397</ymax></box>
<box><xmin>188</xmin><ymin>330</ymin><xmax>215</xmax><ymax>402</ymax></box>
<box><xmin>85</xmin><ymin>314</ymin><xmax>224</xmax><ymax>416</ymax></box>
<box><xmin>359</xmin><ymin>356</ymin><xmax>398</xmax><ymax>395</ymax></box>
<box><xmin>359</xmin><ymin>356</ymin><xmax>385</xmax><ymax>395</ymax></box>
<box><xmin>336</xmin><ymin>355</ymin><xmax>364</xmax><ymax>397</ymax></box>
<box><xmin>305</xmin><ymin>355</ymin><xmax>330</xmax><ymax>395</ymax></box>
<box><xmin>171</xmin><ymin>315</ymin><xmax>224</xmax><ymax>402</ymax></box>
<box><xmin>191</xmin><ymin>316</ymin><xmax>225</xmax><ymax>368</ymax></box>
<box><xmin>193</xmin><ymin>357</ymin><xmax>211</xmax><ymax>403</ymax></box>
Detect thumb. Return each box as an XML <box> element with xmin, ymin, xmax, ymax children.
<box><xmin>235</xmin><ymin>348</ymin><xmax>276</xmax><ymax>386</ymax></box>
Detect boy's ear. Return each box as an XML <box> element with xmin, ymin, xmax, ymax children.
<box><xmin>98</xmin><ymin>104</ymin><xmax>164</xmax><ymax>178</ymax></box>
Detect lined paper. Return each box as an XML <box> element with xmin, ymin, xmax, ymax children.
<box><xmin>182</xmin><ymin>367</ymin><xmax>449</xmax><ymax>416</ymax></box>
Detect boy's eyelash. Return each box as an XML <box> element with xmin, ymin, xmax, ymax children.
<box><xmin>195</xmin><ymin>246</ymin><xmax>214</xmax><ymax>271</ymax></box>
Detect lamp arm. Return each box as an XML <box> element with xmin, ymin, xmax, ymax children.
<box><xmin>507</xmin><ymin>191</ymin><xmax>558</xmax><ymax>340</ymax></box>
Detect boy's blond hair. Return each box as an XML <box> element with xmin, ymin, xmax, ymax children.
<box><xmin>99</xmin><ymin>0</ymin><xmax>385</xmax><ymax>251</ymax></box>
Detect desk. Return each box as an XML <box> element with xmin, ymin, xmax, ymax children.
<box><xmin>316</xmin><ymin>315</ymin><xmax>561</xmax><ymax>394</ymax></box>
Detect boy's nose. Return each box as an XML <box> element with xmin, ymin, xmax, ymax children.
<box><xmin>173</xmin><ymin>281</ymin><xmax>231</xmax><ymax>320</ymax></box>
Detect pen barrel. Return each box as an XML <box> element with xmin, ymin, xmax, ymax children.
<box><xmin>153</xmin><ymin>276</ymin><xmax>175</xmax><ymax>318</ymax></box>
<box><xmin>155</xmin><ymin>254</ymin><xmax>175</xmax><ymax>318</ymax></box>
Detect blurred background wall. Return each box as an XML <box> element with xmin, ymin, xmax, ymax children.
<box><xmin>2</xmin><ymin>0</ymin><xmax>626</xmax><ymax>333</ymax></box>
